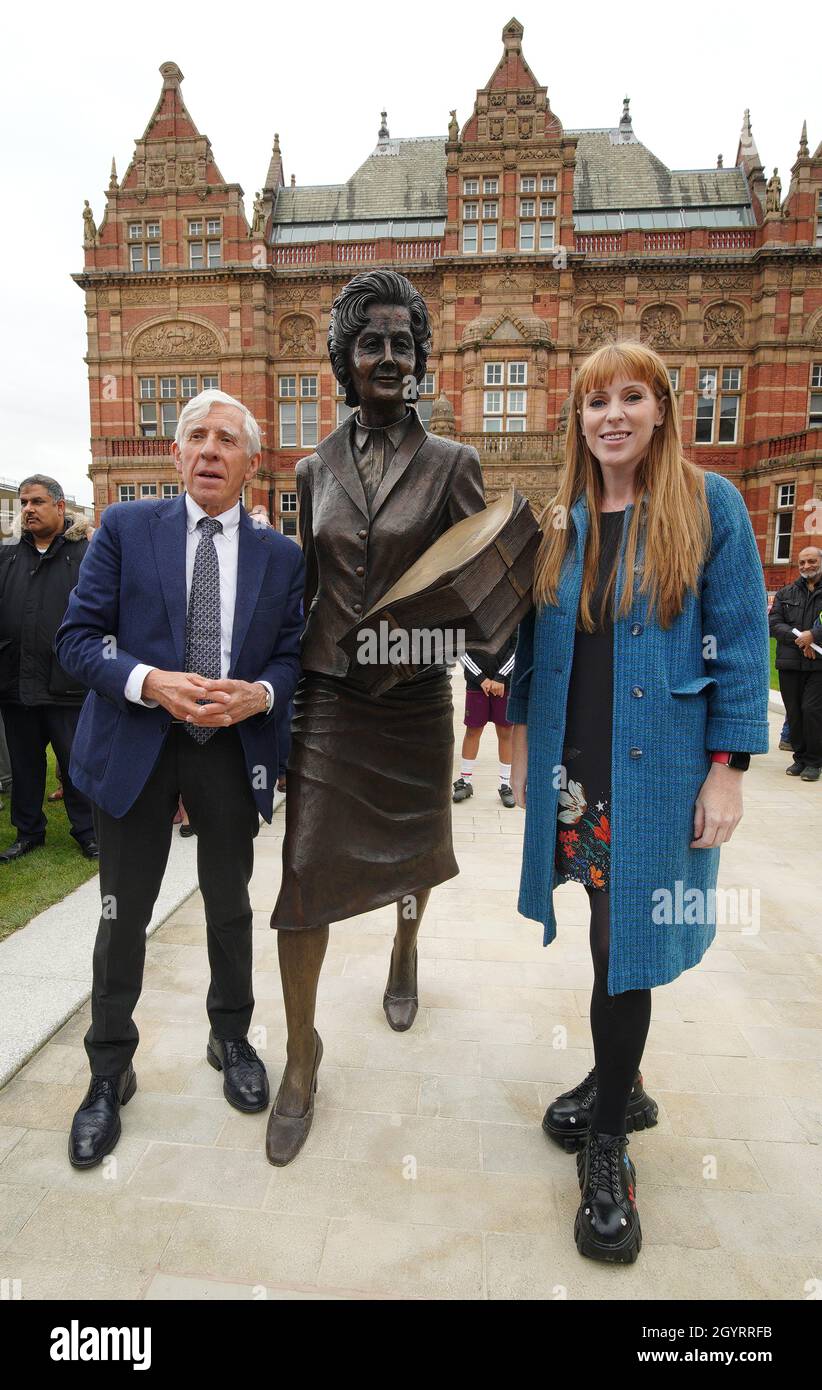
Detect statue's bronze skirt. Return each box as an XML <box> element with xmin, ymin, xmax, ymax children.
<box><xmin>270</xmin><ymin>670</ymin><xmax>459</xmax><ymax>930</ymax></box>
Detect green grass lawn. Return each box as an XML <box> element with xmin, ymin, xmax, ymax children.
<box><xmin>770</xmin><ymin>636</ymin><xmax>779</xmax><ymax>692</ymax></box>
<box><xmin>0</xmin><ymin>748</ymin><xmax>98</xmax><ymax>942</ymax></box>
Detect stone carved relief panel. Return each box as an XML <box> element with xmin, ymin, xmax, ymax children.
<box><xmin>132</xmin><ymin>321</ymin><xmax>221</xmax><ymax>359</ymax></box>
<box><xmin>703</xmin><ymin>302</ymin><xmax>745</xmax><ymax>346</ymax></box>
<box><xmin>578</xmin><ymin>305</ymin><xmax>619</xmax><ymax>348</ymax></box>
<box><xmin>278</xmin><ymin>313</ymin><xmax>316</xmax><ymax>355</ymax></box>
<box><xmin>640</xmin><ymin>304</ymin><xmax>682</xmax><ymax>348</ymax></box>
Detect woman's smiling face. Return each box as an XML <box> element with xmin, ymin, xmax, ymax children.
<box><xmin>580</xmin><ymin>375</ymin><xmax>666</xmax><ymax>472</ymax></box>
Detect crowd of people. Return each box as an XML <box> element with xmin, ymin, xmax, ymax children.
<box><xmin>0</xmin><ymin>267</ymin><xmax>799</xmax><ymax>1268</ymax></box>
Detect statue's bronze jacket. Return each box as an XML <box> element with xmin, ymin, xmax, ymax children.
<box><xmin>296</xmin><ymin>411</ymin><xmax>485</xmax><ymax>678</ymax></box>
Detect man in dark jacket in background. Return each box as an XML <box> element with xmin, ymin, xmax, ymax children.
<box><xmin>768</xmin><ymin>545</ymin><xmax>822</xmax><ymax>783</ymax></box>
<box><xmin>0</xmin><ymin>475</ymin><xmax>96</xmax><ymax>860</ymax></box>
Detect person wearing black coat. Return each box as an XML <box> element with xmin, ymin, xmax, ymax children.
<box><xmin>0</xmin><ymin>475</ymin><xmax>96</xmax><ymax>860</ymax></box>
<box><xmin>768</xmin><ymin>545</ymin><xmax>822</xmax><ymax>782</ymax></box>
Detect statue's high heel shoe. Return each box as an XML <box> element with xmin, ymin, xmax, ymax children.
<box><xmin>265</xmin><ymin>1031</ymin><xmax>323</xmax><ymax>1167</ymax></box>
<box><xmin>383</xmin><ymin>946</ymin><xmax>418</xmax><ymax>1032</ymax></box>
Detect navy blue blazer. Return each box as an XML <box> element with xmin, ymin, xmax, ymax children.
<box><xmin>55</xmin><ymin>495</ymin><xmax>304</xmax><ymax>821</ymax></box>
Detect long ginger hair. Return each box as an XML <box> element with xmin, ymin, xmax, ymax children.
<box><xmin>534</xmin><ymin>341</ymin><xmax>711</xmax><ymax>630</ymax></box>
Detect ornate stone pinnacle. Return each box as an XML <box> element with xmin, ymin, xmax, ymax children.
<box><xmin>798</xmin><ymin>120</ymin><xmax>809</xmax><ymax>158</ymax></box>
<box><xmin>378</xmin><ymin>110</ymin><xmax>389</xmax><ymax>141</ymax></box>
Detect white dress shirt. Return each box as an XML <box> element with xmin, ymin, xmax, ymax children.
<box><xmin>125</xmin><ymin>495</ymin><xmax>272</xmax><ymax>710</ymax></box>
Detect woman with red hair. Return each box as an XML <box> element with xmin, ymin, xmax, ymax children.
<box><xmin>509</xmin><ymin>341</ymin><xmax>769</xmax><ymax>1263</ymax></box>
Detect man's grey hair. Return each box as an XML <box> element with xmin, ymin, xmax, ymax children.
<box><xmin>18</xmin><ymin>475</ymin><xmax>64</xmax><ymax>503</ymax></box>
<box><xmin>175</xmin><ymin>389</ymin><xmax>262</xmax><ymax>457</ymax></box>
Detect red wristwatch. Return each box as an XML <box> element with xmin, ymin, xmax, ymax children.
<box><xmin>711</xmin><ymin>751</ymin><xmax>751</xmax><ymax>771</ymax></box>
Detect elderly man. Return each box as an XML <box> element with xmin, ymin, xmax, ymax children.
<box><xmin>769</xmin><ymin>545</ymin><xmax>822</xmax><ymax>782</ymax></box>
<box><xmin>56</xmin><ymin>389</ymin><xmax>304</xmax><ymax>1167</ymax></box>
<box><xmin>0</xmin><ymin>476</ymin><xmax>95</xmax><ymax>862</ymax></box>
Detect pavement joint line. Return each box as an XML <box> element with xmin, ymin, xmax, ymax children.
<box><xmin>0</xmin><ymin>793</ymin><xmax>285</xmax><ymax>1087</ymax></box>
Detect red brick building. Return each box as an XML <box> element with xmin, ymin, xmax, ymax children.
<box><xmin>75</xmin><ymin>19</ymin><xmax>822</xmax><ymax>589</ymax></box>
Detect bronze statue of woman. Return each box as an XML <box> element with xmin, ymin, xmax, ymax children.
<box><xmin>267</xmin><ymin>269</ymin><xmax>485</xmax><ymax>1165</ymax></box>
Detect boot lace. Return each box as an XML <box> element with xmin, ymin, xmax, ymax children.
<box><xmin>563</xmin><ymin>1067</ymin><xmax>597</xmax><ymax>1101</ymax></box>
<box><xmin>584</xmin><ymin>1132</ymin><xmax>625</xmax><ymax>1203</ymax></box>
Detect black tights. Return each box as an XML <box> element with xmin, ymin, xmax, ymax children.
<box><xmin>587</xmin><ymin>889</ymin><xmax>652</xmax><ymax>1136</ymax></box>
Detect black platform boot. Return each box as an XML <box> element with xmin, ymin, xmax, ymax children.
<box><xmin>542</xmin><ymin>1068</ymin><xmax>658</xmax><ymax>1152</ymax></box>
<box><xmin>574</xmin><ymin>1130</ymin><xmax>642</xmax><ymax>1263</ymax></box>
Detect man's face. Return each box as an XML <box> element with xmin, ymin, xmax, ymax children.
<box><xmin>172</xmin><ymin>404</ymin><xmax>260</xmax><ymax>516</ymax></box>
<box><xmin>348</xmin><ymin>303</ymin><xmax>417</xmax><ymax>411</ymax></box>
<box><xmin>798</xmin><ymin>548</ymin><xmax>822</xmax><ymax>584</ymax></box>
<box><xmin>20</xmin><ymin>485</ymin><xmax>64</xmax><ymax>543</ymax></box>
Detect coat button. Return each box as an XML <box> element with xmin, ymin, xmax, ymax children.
<box><xmin>629</xmin><ymin>747</ymin><xmax>643</xmax><ymax>758</ymax></box>
<box><xmin>355</xmin><ymin>565</ymin><xmax>365</xmax><ymax>576</ymax></box>
<box><xmin>353</xmin><ymin>602</ymin><xmax>362</xmax><ymax>614</ymax></box>
<box><xmin>358</xmin><ymin>529</ymin><xmax>367</xmax><ymax>540</ymax></box>
<box><xmin>631</xmin><ymin>623</ymin><xmax>643</xmax><ymax>636</ymax></box>
<box><xmin>631</xmin><ymin>686</ymin><xmax>644</xmax><ymax>698</ymax></box>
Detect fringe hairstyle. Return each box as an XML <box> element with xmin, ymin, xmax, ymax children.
<box><xmin>534</xmin><ymin>341</ymin><xmax>711</xmax><ymax>630</ymax></box>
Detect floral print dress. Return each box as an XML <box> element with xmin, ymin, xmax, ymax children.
<box><xmin>554</xmin><ymin>510</ymin><xmax>624</xmax><ymax>893</ymax></box>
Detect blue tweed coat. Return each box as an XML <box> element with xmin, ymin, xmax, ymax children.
<box><xmin>507</xmin><ymin>472</ymin><xmax>770</xmax><ymax>993</ymax></box>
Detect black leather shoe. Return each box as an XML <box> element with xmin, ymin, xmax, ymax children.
<box><xmin>206</xmin><ymin>1032</ymin><xmax>270</xmax><ymax>1112</ymax></box>
<box><xmin>786</xmin><ymin>761</ymin><xmax>805</xmax><ymax>776</ymax></box>
<box><xmin>80</xmin><ymin>840</ymin><xmax>99</xmax><ymax>859</ymax></box>
<box><xmin>68</xmin><ymin>1064</ymin><xmax>137</xmax><ymax>1169</ymax></box>
<box><xmin>452</xmin><ymin>777</ymin><xmax>473</xmax><ymax>802</ymax></box>
<box><xmin>498</xmin><ymin>783</ymin><xmax>516</xmax><ymax>808</ymax></box>
<box><xmin>800</xmin><ymin>766</ymin><xmax>820</xmax><ymax>782</ymax></box>
<box><xmin>574</xmin><ymin>1130</ymin><xmax>642</xmax><ymax>1263</ymax></box>
<box><xmin>778</xmin><ymin>739</ymin><xmax>793</xmax><ymax>752</ymax></box>
<box><xmin>0</xmin><ymin>837</ymin><xmax>45</xmax><ymax>864</ymax></box>
<box><xmin>542</xmin><ymin>1068</ymin><xmax>659</xmax><ymax>1152</ymax></box>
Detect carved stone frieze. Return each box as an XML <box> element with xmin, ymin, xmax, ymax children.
<box><xmin>132</xmin><ymin>321</ymin><xmax>221</xmax><ymax>358</ymax></box>
<box><xmin>639</xmin><ymin>304</ymin><xmax>682</xmax><ymax>348</ymax></box>
<box><xmin>578</xmin><ymin>305</ymin><xmax>619</xmax><ymax>347</ymax></box>
<box><xmin>702</xmin><ymin>273</ymin><xmax>751</xmax><ymax>292</ymax></box>
<box><xmin>703</xmin><ymin>302</ymin><xmax>745</xmax><ymax>346</ymax></box>
<box><xmin>575</xmin><ymin>274</ymin><xmax>624</xmax><ymax>297</ymax></box>
<box><xmin>638</xmin><ymin>273</ymin><xmax>688</xmax><ymax>293</ymax></box>
<box><xmin>456</xmin><ymin>274</ymin><xmax>482</xmax><ymax>292</ymax></box>
<box><xmin>278</xmin><ymin>312</ymin><xmax>316</xmax><ymax>355</ymax></box>
<box><xmin>119</xmin><ymin>288</ymin><xmax>169</xmax><ymax>306</ymax></box>
<box><xmin>179</xmin><ymin>285</ymin><xmax>228</xmax><ymax>304</ymax></box>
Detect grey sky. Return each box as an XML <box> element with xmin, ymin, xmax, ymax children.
<box><xmin>1</xmin><ymin>0</ymin><xmax>819</xmax><ymax>504</ymax></box>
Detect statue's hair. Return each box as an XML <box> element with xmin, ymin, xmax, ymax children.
<box><xmin>328</xmin><ymin>270</ymin><xmax>431</xmax><ymax>407</ymax></box>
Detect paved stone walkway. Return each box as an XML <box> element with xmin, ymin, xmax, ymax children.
<box><xmin>0</xmin><ymin>683</ymin><xmax>819</xmax><ymax>1300</ymax></box>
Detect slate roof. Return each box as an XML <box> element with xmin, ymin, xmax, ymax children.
<box><xmin>271</xmin><ymin>137</ymin><xmax>447</xmax><ymax>224</ymax></box>
<box><xmin>570</xmin><ymin>131</ymin><xmax>750</xmax><ymax>210</ymax></box>
<box><xmin>270</xmin><ymin>128</ymin><xmax>751</xmax><ymax>230</ymax></box>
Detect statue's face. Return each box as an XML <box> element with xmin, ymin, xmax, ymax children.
<box><xmin>348</xmin><ymin>303</ymin><xmax>416</xmax><ymax>408</ymax></box>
